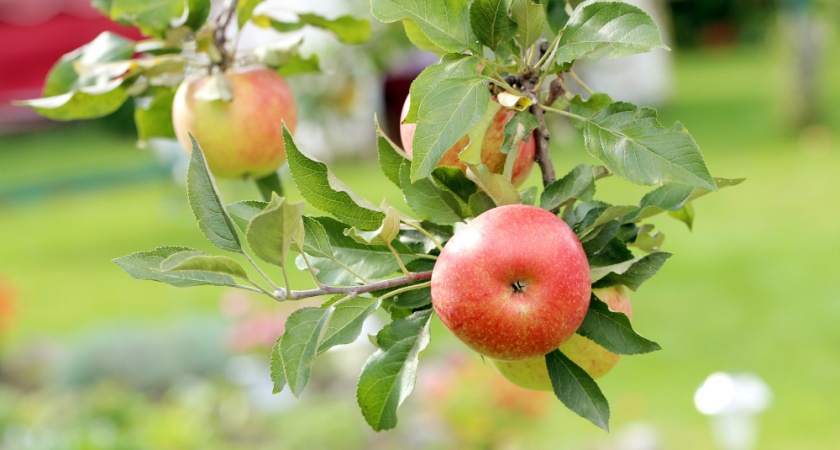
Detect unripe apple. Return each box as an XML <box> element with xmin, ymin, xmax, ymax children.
<box><xmin>490</xmin><ymin>286</ymin><xmax>633</xmax><ymax>391</ymax></box>
<box><xmin>172</xmin><ymin>65</ymin><xmax>297</xmax><ymax>179</ymax></box>
<box><xmin>399</xmin><ymin>95</ymin><xmax>535</xmax><ymax>187</ymax></box>
<box><xmin>431</xmin><ymin>204</ymin><xmax>591</xmax><ymax>361</ymax></box>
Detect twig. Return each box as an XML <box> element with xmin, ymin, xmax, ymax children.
<box><xmin>523</xmin><ymin>77</ymin><xmax>557</xmax><ymax>187</ymax></box>
<box><xmin>213</xmin><ymin>0</ymin><xmax>240</xmax><ymax>72</ymax></box>
<box><xmin>568</xmin><ymin>69</ymin><xmax>594</xmax><ymax>95</ymax></box>
<box><xmin>402</xmin><ymin>221</ymin><xmax>444</xmax><ymax>252</ymax></box>
<box><xmin>281</xmin><ymin>270</ymin><xmax>434</xmax><ymax>301</ymax></box>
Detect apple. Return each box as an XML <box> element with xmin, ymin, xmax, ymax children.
<box><xmin>399</xmin><ymin>95</ymin><xmax>535</xmax><ymax>187</ymax></box>
<box><xmin>431</xmin><ymin>204</ymin><xmax>591</xmax><ymax>361</ymax></box>
<box><xmin>490</xmin><ymin>286</ymin><xmax>633</xmax><ymax>391</ymax></box>
<box><xmin>172</xmin><ymin>65</ymin><xmax>297</xmax><ymax>179</ymax></box>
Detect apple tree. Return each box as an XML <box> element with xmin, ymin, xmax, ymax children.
<box><xmin>20</xmin><ymin>0</ymin><xmax>741</xmax><ymax>432</ymax></box>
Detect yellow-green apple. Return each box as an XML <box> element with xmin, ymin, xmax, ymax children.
<box><xmin>399</xmin><ymin>95</ymin><xmax>535</xmax><ymax>187</ymax></box>
<box><xmin>172</xmin><ymin>65</ymin><xmax>296</xmax><ymax>179</ymax></box>
<box><xmin>490</xmin><ymin>286</ymin><xmax>633</xmax><ymax>391</ymax></box>
<box><xmin>431</xmin><ymin>204</ymin><xmax>591</xmax><ymax>361</ymax></box>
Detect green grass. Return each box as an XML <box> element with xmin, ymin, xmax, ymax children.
<box><xmin>1</xmin><ymin>40</ymin><xmax>839</xmax><ymax>448</ymax></box>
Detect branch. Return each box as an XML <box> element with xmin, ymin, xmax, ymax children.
<box><xmin>277</xmin><ymin>270</ymin><xmax>434</xmax><ymax>301</ymax></box>
<box><xmin>213</xmin><ymin>0</ymin><xmax>240</xmax><ymax>72</ymax></box>
<box><xmin>523</xmin><ymin>76</ymin><xmax>556</xmax><ymax>187</ymax></box>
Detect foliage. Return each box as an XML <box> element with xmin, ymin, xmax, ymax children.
<box><xmin>20</xmin><ymin>0</ymin><xmax>740</xmax><ymax>433</ymax></box>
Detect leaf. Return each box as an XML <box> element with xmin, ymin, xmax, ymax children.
<box><xmin>255</xmin><ymin>171</ymin><xmax>284</xmax><ymax>201</ymax></box>
<box><xmin>376</xmin><ymin>117</ymin><xmax>409</xmax><ymax>186</ymax></box>
<box><xmin>134</xmin><ymin>87</ymin><xmax>176</xmax><ymax>142</ymax></box>
<box><xmin>357</xmin><ymin>309</ymin><xmax>433</xmax><ymax>430</ymax></box>
<box><xmin>246</xmin><ymin>194</ymin><xmax>305</xmax><ymax>267</ymax></box>
<box><xmin>623</xmin><ymin>177</ymin><xmax>745</xmax><ymax>223</ymax></box>
<box><xmin>577</xmin><ymin>298</ymin><xmax>660</xmax><ymax>355</ymax></box>
<box><xmin>546</xmin><ymin>349</ymin><xmax>610</xmax><ymax>431</ymax></box>
<box><xmin>113</xmin><ymin>246</ymin><xmax>237</xmax><ymax>287</ymax></box>
<box><xmin>403</xmin><ymin>55</ymin><xmax>481</xmax><ymax>125</ymax></box>
<box><xmin>401</xmin><ymin>19</ymin><xmax>447</xmax><ymax>55</ymax></box>
<box><xmin>586</xmin><ymin>238</ymin><xmax>634</xmax><ymax>268</ymax></box>
<box><xmin>668</xmin><ymin>203</ymin><xmax>695</xmax><ymax>230</ymax></box>
<box><xmin>17</xmin><ymin>82</ymin><xmax>128</xmax><ymax>121</ymax></box>
<box><xmin>583</xmin><ymin>102</ymin><xmax>716</xmax><ymax>191</ymax></box>
<box><xmin>581</xmin><ymin>221</ymin><xmax>620</xmax><ymax>255</ymax></box>
<box><xmin>318</xmin><ymin>297</ymin><xmax>381</xmax><ymax>353</ymax></box>
<box><xmin>629</xmin><ymin>224</ymin><xmax>664</xmax><ymax>253</ymax></box>
<box><xmin>281</xmin><ymin>307</ymin><xmax>332</xmax><ymax>397</ymax></box>
<box><xmin>345</xmin><ymin>207</ymin><xmax>402</xmax><ymax>245</ymax></box>
<box><xmin>180</xmin><ymin>0</ymin><xmax>212</xmax><ymax>31</ymax></box>
<box><xmin>544</xmin><ymin>0</ymin><xmax>570</xmax><ymax>33</ymax></box>
<box><xmin>410</xmin><ymin>76</ymin><xmax>492</xmax><ymax>181</ymax></box>
<box><xmin>432</xmin><ymin>166</ymin><xmax>478</xmax><ymax>204</ymax></box>
<box><xmin>578</xmin><ymin>205</ymin><xmax>639</xmax><ymax>233</ymax></box>
<box><xmin>590</xmin><ymin>251</ymin><xmax>671</xmax><ymax>290</ymax></box>
<box><xmin>43</xmin><ymin>32</ymin><xmax>135</xmax><ymax>96</ymax></box>
<box><xmin>470</xmin><ymin>0</ymin><xmax>518</xmax><ymax>50</ymax></box>
<box><xmin>237</xmin><ymin>0</ymin><xmax>264</xmax><ymax>29</ymax></box>
<box><xmin>400</xmin><ymin>161</ymin><xmax>466</xmax><ymax>223</ymax></box>
<box><xmin>186</xmin><ymin>136</ymin><xmax>243</xmax><ymax>253</ymax></box>
<box><xmin>110</xmin><ymin>0</ymin><xmax>185</xmax><ymax>38</ymax></box>
<box><xmin>301</xmin><ymin>216</ymin><xmax>334</xmax><ymax>259</ymax></box>
<box><xmin>227</xmin><ymin>200</ymin><xmax>268</xmax><ymax>232</ymax></box>
<box><xmin>554</xmin><ymin>0</ymin><xmax>668</xmax><ymax>67</ymax></box>
<box><xmin>371</xmin><ymin>0</ymin><xmax>475</xmax><ymax>53</ymax></box>
<box><xmin>276</xmin><ymin>54</ymin><xmax>321</xmax><ymax>76</ymax></box>
<box><xmin>284</xmin><ymin>125</ymin><xmax>385</xmax><ymax>231</ymax></box>
<box><xmin>262</xmin><ymin>13</ymin><xmax>372</xmax><ymax>44</ymax></box>
<box><xmin>465</xmin><ymin>163</ymin><xmax>522</xmax><ymax>206</ymax></box>
<box><xmin>511</xmin><ymin>0</ymin><xmax>547</xmax><ymax>49</ymax></box>
<box><xmin>568</xmin><ymin>93</ymin><xmax>613</xmax><ymax>129</ymax></box>
<box><xmin>384</xmin><ymin>286</ymin><xmax>432</xmax><ymax>309</ymax></box>
<box><xmin>500</xmin><ymin>110</ymin><xmax>539</xmax><ymax>156</ymax></box>
<box><xmin>540</xmin><ymin>164</ymin><xmax>596</xmax><ymax>210</ymax></box>
<box><xmin>160</xmin><ymin>252</ymin><xmax>250</xmax><ymax>281</ymax></box>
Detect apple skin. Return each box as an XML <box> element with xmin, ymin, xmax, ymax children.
<box><xmin>172</xmin><ymin>65</ymin><xmax>297</xmax><ymax>179</ymax></box>
<box><xmin>399</xmin><ymin>95</ymin><xmax>535</xmax><ymax>187</ymax></box>
<box><xmin>431</xmin><ymin>204</ymin><xmax>591</xmax><ymax>361</ymax></box>
<box><xmin>490</xmin><ymin>286</ymin><xmax>633</xmax><ymax>391</ymax></box>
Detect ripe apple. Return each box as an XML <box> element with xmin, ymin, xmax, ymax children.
<box><xmin>490</xmin><ymin>286</ymin><xmax>633</xmax><ymax>391</ymax></box>
<box><xmin>399</xmin><ymin>95</ymin><xmax>535</xmax><ymax>187</ymax></box>
<box><xmin>172</xmin><ymin>65</ymin><xmax>297</xmax><ymax>179</ymax></box>
<box><xmin>431</xmin><ymin>204</ymin><xmax>591</xmax><ymax>361</ymax></box>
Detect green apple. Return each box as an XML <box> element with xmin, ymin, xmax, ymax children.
<box><xmin>431</xmin><ymin>204</ymin><xmax>591</xmax><ymax>361</ymax></box>
<box><xmin>491</xmin><ymin>286</ymin><xmax>633</xmax><ymax>391</ymax></box>
<box><xmin>172</xmin><ymin>65</ymin><xmax>297</xmax><ymax>179</ymax></box>
<box><xmin>399</xmin><ymin>95</ymin><xmax>535</xmax><ymax>187</ymax></box>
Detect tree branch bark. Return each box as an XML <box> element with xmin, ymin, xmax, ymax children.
<box><xmin>279</xmin><ymin>270</ymin><xmax>433</xmax><ymax>301</ymax></box>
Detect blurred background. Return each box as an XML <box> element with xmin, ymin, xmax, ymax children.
<box><xmin>1</xmin><ymin>0</ymin><xmax>838</xmax><ymax>448</ymax></box>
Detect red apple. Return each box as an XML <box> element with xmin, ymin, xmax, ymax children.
<box><xmin>491</xmin><ymin>286</ymin><xmax>633</xmax><ymax>391</ymax></box>
<box><xmin>431</xmin><ymin>204</ymin><xmax>591</xmax><ymax>361</ymax></box>
<box><xmin>399</xmin><ymin>95</ymin><xmax>535</xmax><ymax>187</ymax></box>
<box><xmin>172</xmin><ymin>65</ymin><xmax>297</xmax><ymax>179</ymax></box>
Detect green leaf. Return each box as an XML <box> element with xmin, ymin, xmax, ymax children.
<box><xmin>623</xmin><ymin>178</ymin><xmax>745</xmax><ymax>223</ymax></box>
<box><xmin>578</xmin><ymin>298</ymin><xmax>660</xmax><ymax>355</ymax></box>
<box><xmin>237</xmin><ymin>0</ymin><xmax>263</xmax><ymax>29</ymax></box>
<box><xmin>581</xmin><ymin>221</ymin><xmax>620</xmax><ymax>255</ymax></box>
<box><xmin>432</xmin><ymin>166</ymin><xmax>478</xmax><ymax>204</ymax></box>
<box><xmin>400</xmin><ymin>161</ymin><xmax>466</xmax><ymax>223</ymax></box>
<box><xmin>345</xmin><ymin>207</ymin><xmax>402</xmax><ymax>245</ymax></box>
<box><xmin>270</xmin><ymin>336</ymin><xmax>287</xmax><ymax>393</ymax></box>
<box><xmin>281</xmin><ymin>307</ymin><xmax>332</xmax><ymax>397</ymax></box>
<box><xmin>403</xmin><ymin>54</ymin><xmax>481</xmax><ymax>125</ymax></box>
<box><xmin>668</xmin><ymin>203</ymin><xmax>695</xmax><ymax>230</ymax></box>
<box><xmin>470</xmin><ymin>0</ymin><xmax>518</xmax><ymax>50</ymax></box>
<box><xmin>468</xmin><ymin>190</ymin><xmax>496</xmax><ymax>216</ymax></box>
<box><xmin>357</xmin><ymin>309</ymin><xmax>433</xmax><ymax>431</ymax></box>
<box><xmin>113</xmin><ymin>246</ymin><xmax>237</xmax><ymax>287</ymax></box>
<box><xmin>554</xmin><ymin>0</ymin><xmax>668</xmax><ymax>66</ymax></box>
<box><xmin>295</xmin><ymin>217</ymin><xmax>416</xmax><ymax>285</ymax></box>
<box><xmin>110</xmin><ymin>0</ymin><xmax>185</xmax><ymax>38</ymax></box>
<box><xmin>160</xmin><ymin>252</ymin><xmax>250</xmax><ymax>280</ymax></box>
<box><xmin>511</xmin><ymin>0</ymin><xmax>547</xmax><ymax>49</ymax></box>
<box><xmin>186</xmin><ymin>136</ymin><xmax>243</xmax><ymax>253</ymax></box>
<box><xmin>591</xmin><ymin>251</ymin><xmax>671</xmax><ymax>289</ymax></box>
<box><xmin>227</xmin><ymin>200</ymin><xmax>268</xmax><ymax>232</ymax></box>
<box><xmin>465</xmin><ymin>163</ymin><xmax>522</xmax><ymax>206</ymax></box>
<box><xmin>284</xmin><ymin>125</ymin><xmax>386</xmax><ymax>231</ymax></box>
<box><xmin>255</xmin><ymin>171</ymin><xmax>284</xmax><ymax>201</ymax></box>
<box><xmin>540</xmin><ymin>164</ymin><xmax>596</xmax><ymax>210</ymax></box>
<box><xmin>583</xmin><ymin>102</ymin><xmax>716</xmax><ymax>191</ymax></box>
<box><xmin>246</xmin><ymin>194</ymin><xmax>305</xmax><ymax>267</ymax></box>
<box><xmin>519</xmin><ymin>186</ymin><xmax>538</xmax><ymax>206</ymax></box>
<box><xmin>181</xmin><ymin>0</ymin><xmax>212</xmax><ymax>31</ymax></box>
<box><xmin>43</xmin><ymin>32</ymin><xmax>135</xmax><ymax>96</ymax></box>
<box><xmin>301</xmin><ymin>216</ymin><xmax>334</xmax><ymax>259</ymax></box>
<box><xmin>371</xmin><ymin>0</ymin><xmax>475</xmax><ymax>53</ymax></box>
<box><xmin>17</xmin><ymin>82</ymin><xmax>128</xmax><ymax>121</ymax></box>
<box><xmin>318</xmin><ymin>297</ymin><xmax>381</xmax><ymax>353</ymax></box>
<box><xmin>586</xmin><ymin>238</ymin><xmax>634</xmax><ymax>267</ymax></box>
<box><xmin>544</xmin><ymin>0</ymin><xmax>570</xmax><ymax>33</ymax></box>
<box><xmin>376</xmin><ymin>117</ymin><xmax>409</xmax><ymax>186</ymax></box>
<box><xmin>578</xmin><ymin>205</ymin><xmax>639</xmax><ymax>233</ymax></box>
<box><xmin>500</xmin><ymin>110</ymin><xmax>539</xmax><ymax>156</ymax></box>
<box><xmin>134</xmin><ymin>87</ymin><xmax>176</xmax><ymax>142</ymax></box>
<box><xmin>568</xmin><ymin>93</ymin><xmax>613</xmax><ymax>129</ymax></box>
<box><xmin>263</xmin><ymin>13</ymin><xmax>372</xmax><ymax>44</ymax></box>
<box><xmin>546</xmin><ymin>349</ymin><xmax>610</xmax><ymax>431</ymax></box>
<box><xmin>276</xmin><ymin>54</ymin><xmax>321</xmax><ymax>76</ymax></box>
<box><xmin>401</xmin><ymin>20</ymin><xmax>447</xmax><ymax>55</ymax></box>
<box><xmin>384</xmin><ymin>286</ymin><xmax>432</xmax><ymax>309</ymax></box>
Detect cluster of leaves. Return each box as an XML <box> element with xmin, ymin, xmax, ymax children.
<box><xmin>16</xmin><ymin>0</ymin><xmax>371</xmax><ymax>144</ymax></box>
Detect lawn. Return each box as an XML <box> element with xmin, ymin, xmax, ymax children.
<box><xmin>1</xmin><ymin>39</ymin><xmax>838</xmax><ymax>448</ymax></box>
